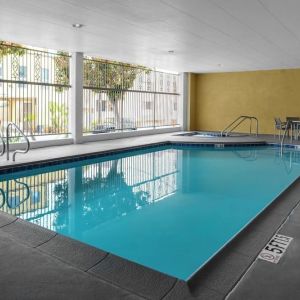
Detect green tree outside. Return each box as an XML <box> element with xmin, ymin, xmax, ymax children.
<box><xmin>0</xmin><ymin>41</ymin><xmax>25</xmax><ymax>58</ymax></box>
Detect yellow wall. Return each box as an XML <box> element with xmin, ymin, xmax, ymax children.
<box><xmin>189</xmin><ymin>69</ymin><xmax>300</xmax><ymax>134</ymax></box>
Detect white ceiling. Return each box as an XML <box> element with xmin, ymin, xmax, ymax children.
<box><xmin>1</xmin><ymin>0</ymin><xmax>300</xmax><ymax>73</ymax></box>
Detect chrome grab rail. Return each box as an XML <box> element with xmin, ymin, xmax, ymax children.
<box><xmin>6</xmin><ymin>122</ymin><xmax>30</xmax><ymax>162</ymax></box>
<box><xmin>221</xmin><ymin>115</ymin><xmax>258</xmax><ymax>137</ymax></box>
<box><xmin>0</xmin><ymin>130</ymin><xmax>5</xmax><ymax>156</ymax></box>
<box><xmin>280</xmin><ymin>120</ymin><xmax>291</xmax><ymax>156</ymax></box>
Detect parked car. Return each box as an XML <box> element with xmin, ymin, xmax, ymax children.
<box><xmin>92</xmin><ymin>123</ymin><xmax>116</xmax><ymax>134</ymax></box>
<box><xmin>92</xmin><ymin>119</ymin><xmax>136</xmax><ymax>133</ymax></box>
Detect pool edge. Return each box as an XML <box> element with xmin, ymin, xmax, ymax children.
<box><xmin>0</xmin><ymin>168</ymin><xmax>299</xmax><ymax>299</ymax></box>
<box><xmin>0</xmin><ymin>140</ymin><xmax>300</xmax><ymax>298</ymax></box>
<box><xmin>0</xmin><ymin>140</ymin><xmax>269</xmax><ymax>174</ymax></box>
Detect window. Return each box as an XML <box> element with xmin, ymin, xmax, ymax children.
<box><xmin>173</xmin><ymin>101</ymin><xmax>177</xmax><ymax>111</ymax></box>
<box><xmin>101</xmin><ymin>100</ymin><xmax>106</xmax><ymax>112</ymax></box>
<box><xmin>145</xmin><ymin>101</ymin><xmax>152</xmax><ymax>110</ymax></box>
<box><xmin>18</xmin><ymin>66</ymin><xmax>27</xmax><ymax>88</ymax></box>
<box><xmin>41</xmin><ymin>68</ymin><xmax>49</xmax><ymax>83</ymax></box>
<box><xmin>19</xmin><ymin>66</ymin><xmax>27</xmax><ymax>81</ymax></box>
<box><xmin>96</xmin><ymin>100</ymin><xmax>106</xmax><ymax>112</ymax></box>
<box><xmin>0</xmin><ymin>99</ymin><xmax>8</xmax><ymax>109</ymax></box>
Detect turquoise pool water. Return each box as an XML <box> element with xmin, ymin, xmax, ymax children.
<box><xmin>1</xmin><ymin>145</ymin><xmax>300</xmax><ymax>280</ymax></box>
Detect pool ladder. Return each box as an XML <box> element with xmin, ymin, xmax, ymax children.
<box><xmin>0</xmin><ymin>122</ymin><xmax>30</xmax><ymax>162</ymax></box>
<box><xmin>280</xmin><ymin>120</ymin><xmax>291</xmax><ymax>156</ymax></box>
<box><xmin>221</xmin><ymin>116</ymin><xmax>258</xmax><ymax>137</ymax></box>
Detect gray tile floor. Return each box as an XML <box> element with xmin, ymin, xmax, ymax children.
<box><xmin>0</xmin><ymin>213</ymin><xmax>145</xmax><ymax>300</ymax></box>
<box><xmin>227</xmin><ymin>205</ymin><xmax>300</xmax><ymax>300</ymax></box>
<box><xmin>0</xmin><ymin>131</ymin><xmax>300</xmax><ymax>299</ymax></box>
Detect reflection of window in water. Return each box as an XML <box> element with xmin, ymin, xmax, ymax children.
<box><xmin>31</xmin><ymin>191</ymin><xmax>41</xmax><ymax>204</ymax></box>
<box><xmin>82</xmin><ymin>149</ymin><xmax>178</xmax><ymax>204</ymax></box>
<box><xmin>0</xmin><ymin>149</ymin><xmax>179</xmax><ymax>231</ymax></box>
<box><xmin>0</xmin><ymin>170</ymin><xmax>67</xmax><ymax>217</ymax></box>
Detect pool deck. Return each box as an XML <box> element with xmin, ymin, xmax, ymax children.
<box><xmin>0</xmin><ymin>131</ymin><xmax>300</xmax><ymax>299</ymax></box>
<box><xmin>0</xmin><ymin>132</ymin><xmax>270</xmax><ymax>170</ymax></box>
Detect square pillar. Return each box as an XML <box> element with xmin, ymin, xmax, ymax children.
<box><xmin>179</xmin><ymin>72</ymin><xmax>189</xmax><ymax>131</ymax></box>
<box><xmin>70</xmin><ymin>52</ymin><xmax>83</xmax><ymax>143</ymax></box>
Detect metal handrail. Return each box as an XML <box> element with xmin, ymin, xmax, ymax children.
<box><xmin>280</xmin><ymin>120</ymin><xmax>291</xmax><ymax>156</ymax></box>
<box><xmin>221</xmin><ymin>116</ymin><xmax>258</xmax><ymax>137</ymax></box>
<box><xmin>6</xmin><ymin>122</ymin><xmax>30</xmax><ymax>162</ymax></box>
<box><xmin>0</xmin><ymin>130</ymin><xmax>5</xmax><ymax>156</ymax></box>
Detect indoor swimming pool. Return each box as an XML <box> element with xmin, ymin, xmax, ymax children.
<box><xmin>1</xmin><ymin>144</ymin><xmax>300</xmax><ymax>280</ymax></box>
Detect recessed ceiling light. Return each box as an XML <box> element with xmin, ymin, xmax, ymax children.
<box><xmin>72</xmin><ymin>23</ymin><xmax>84</xmax><ymax>28</ymax></box>
<box><xmin>168</xmin><ymin>50</ymin><xmax>175</xmax><ymax>54</ymax></box>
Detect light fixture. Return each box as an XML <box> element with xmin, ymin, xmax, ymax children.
<box><xmin>72</xmin><ymin>23</ymin><xmax>84</xmax><ymax>28</ymax></box>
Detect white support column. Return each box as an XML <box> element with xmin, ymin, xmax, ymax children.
<box><xmin>70</xmin><ymin>52</ymin><xmax>83</xmax><ymax>144</ymax></box>
<box><xmin>179</xmin><ymin>72</ymin><xmax>189</xmax><ymax>131</ymax></box>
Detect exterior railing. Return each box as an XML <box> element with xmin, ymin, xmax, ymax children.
<box><xmin>83</xmin><ymin>58</ymin><xmax>180</xmax><ymax>133</ymax></box>
<box><xmin>0</xmin><ymin>42</ymin><xmax>181</xmax><ymax>141</ymax></box>
<box><xmin>0</xmin><ymin>42</ymin><xmax>71</xmax><ymax>139</ymax></box>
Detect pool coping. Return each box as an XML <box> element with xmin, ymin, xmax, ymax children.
<box><xmin>225</xmin><ymin>185</ymin><xmax>300</xmax><ymax>299</ymax></box>
<box><xmin>0</xmin><ymin>139</ymin><xmax>269</xmax><ymax>174</ymax></box>
<box><xmin>1</xmin><ymin>134</ymin><xmax>299</xmax><ymax>174</ymax></box>
<box><xmin>0</xmin><ymin>140</ymin><xmax>300</xmax><ymax>299</ymax></box>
